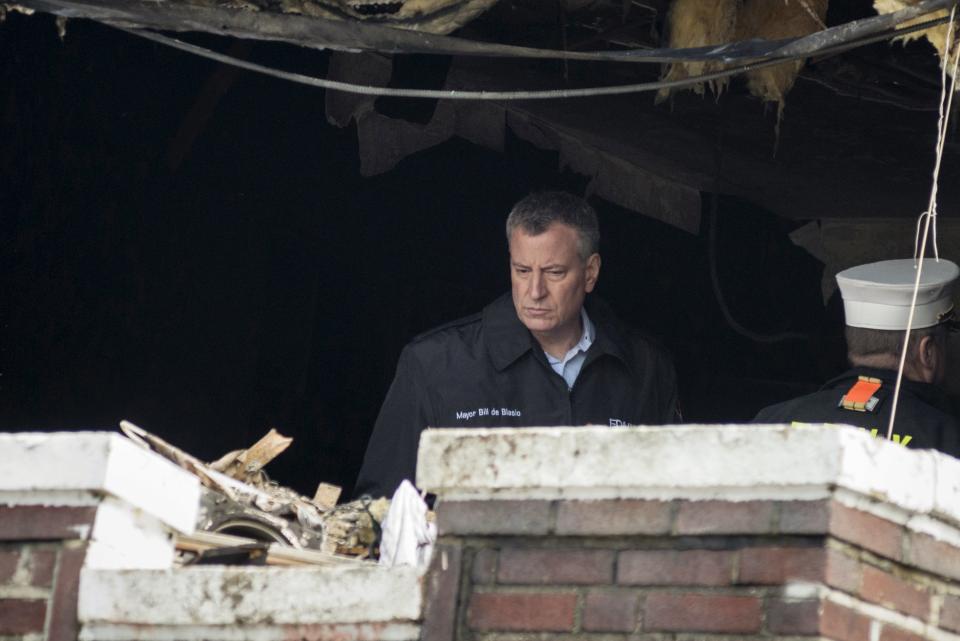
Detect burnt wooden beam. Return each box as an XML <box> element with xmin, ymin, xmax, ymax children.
<box><xmin>9</xmin><ymin>0</ymin><xmax>449</xmax><ymax>52</ymax></box>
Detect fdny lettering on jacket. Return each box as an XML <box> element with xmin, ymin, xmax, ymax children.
<box><xmin>789</xmin><ymin>422</ymin><xmax>913</xmax><ymax>447</ymax></box>
<box><xmin>868</xmin><ymin>428</ymin><xmax>912</xmax><ymax>447</ymax></box>
<box><xmin>455</xmin><ymin>407</ymin><xmax>523</xmax><ymax>421</ymax></box>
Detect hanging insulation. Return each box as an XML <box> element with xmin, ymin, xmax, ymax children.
<box><xmin>874</xmin><ymin>0</ymin><xmax>960</xmax><ymax>78</ymax></box>
<box><xmin>736</xmin><ymin>0</ymin><xmax>829</xmax><ymax>115</ymax></box>
<box><xmin>655</xmin><ymin>0</ymin><xmax>740</xmax><ymax>103</ymax></box>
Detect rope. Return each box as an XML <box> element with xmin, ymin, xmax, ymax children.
<box><xmin>887</xmin><ymin>3</ymin><xmax>959</xmax><ymax>440</ymax></box>
<box><xmin>914</xmin><ymin>211</ymin><xmax>939</xmax><ymax>262</ymax></box>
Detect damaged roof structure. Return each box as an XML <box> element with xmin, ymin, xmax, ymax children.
<box><xmin>4</xmin><ymin>0</ymin><xmax>959</xmax><ymax>234</ymax></box>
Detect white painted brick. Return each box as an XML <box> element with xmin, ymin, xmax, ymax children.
<box><xmin>84</xmin><ymin>497</ymin><xmax>175</xmax><ymax>570</ymax></box>
<box><xmin>78</xmin><ymin>565</ymin><xmax>424</xmax><ymax>625</ymax></box>
<box><xmin>417</xmin><ymin>424</ymin><xmax>842</xmax><ymax>496</ymax></box>
<box><xmin>75</xmin><ymin>623</ymin><xmax>420</xmax><ymax>641</ymax></box>
<box><xmin>416</xmin><ymin>424</ymin><xmax>960</xmax><ymax>529</ymax></box>
<box><xmin>0</xmin><ymin>432</ymin><xmax>199</xmax><ymax>534</ymax></box>
<box><xmin>80</xmin><ymin>622</ymin><xmax>422</xmax><ymax>641</ymax></box>
<box><xmin>933</xmin><ymin>451</ymin><xmax>960</xmax><ymax>528</ymax></box>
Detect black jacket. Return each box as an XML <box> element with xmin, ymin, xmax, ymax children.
<box><xmin>354</xmin><ymin>293</ymin><xmax>679</xmax><ymax>498</ymax></box>
<box><xmin>754</xmin><ymin>366</ymin><xmax>960</xmax><ymax>457</ymax></box>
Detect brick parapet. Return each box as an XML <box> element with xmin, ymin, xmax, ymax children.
<box><xmin>4</xmin><ymin>426</ymin><xmax>959</xmax><ymax>641</ymax></box>
<box><xmin>0</xmin><ymin>432</ymin><xmax>200</xmax><ymax>535</ymax></box>
<box><xmin>0</xmin><ymin>433</ymin><xmax>428</xmax><ymax>641</ymax></box>
<box><xmin>0</xmin><ymin>505</ymin><xmax>96</xmax><ymax>641</ymax></box>
<box><xmin>0</xmin><ymin>432</ymin><xmax>201</xmax><ymax>641</ymax></box>
<box><xmin>420</xmin><ymin>425</ymin><xmax>960</xmax><ymax>640</ymax></box>
<box><xmin>428</xmin><ymin>496</ymin><xmax>960</xmax><ymax>640</ymax></box>
<box><xmin>418</xmin><ymin>426</ymin><xmax>960</xmax><ymax>520</ymax></box>
<box><xmin>437</xmin><ymin>496</ymin><xmax>960</xmax><ymax>554</ymax></box>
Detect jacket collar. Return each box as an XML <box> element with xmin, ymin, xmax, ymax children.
<box><xmin>482</xmin><ymin>293</ymin><xmax>633</xmax><ymax>373</ymax></box>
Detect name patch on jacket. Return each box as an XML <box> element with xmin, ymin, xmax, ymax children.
<box><xmin>455</xmin><ymin>407</ymin><xmax>523</xmax><ymax>420</ymax></box>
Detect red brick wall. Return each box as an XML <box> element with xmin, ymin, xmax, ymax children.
<box><xmin>0</xmin><ymin>506</ymin><xmax>93</xmax><ymax>641</ymax></box>
<box><xmin>424</xmin><ymin>498</ymin><xmax>960</xmax><ymax>640</ymax></box>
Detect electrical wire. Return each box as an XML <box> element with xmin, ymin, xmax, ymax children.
<box><xmin>118</xmin><ymin>12</ymin><xmax>954</xmax><ymax>100</ymax></box>
<box><xmin>707</xmin><ymin>196</ymin><xmax>810</xmax><ymax>344</ymax></box>
<box><xmin>29</xmin><ymin>0</ymin><xmax>953</xmax><ymax>63</ymax></box>
<box><xmin>119</xmin><ymin>26</ymin><xmax>789</xmax><ymax>99</ymax></box>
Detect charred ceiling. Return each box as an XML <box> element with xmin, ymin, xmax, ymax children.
<box><xmin>4</xmin><ymin>0</ymin><xmax>959</xmax><ymax>228</ymax></box>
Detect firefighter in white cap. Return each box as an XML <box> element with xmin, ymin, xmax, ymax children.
<box><xmin>754</xmin><ymin>258</ymin><xmax>960</xmax><ymax>456</ymax></box>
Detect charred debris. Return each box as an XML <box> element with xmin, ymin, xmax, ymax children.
<box><xmin>119</xmin><ymin>421</ymin><xmax>401</xmax><ymax>567</ymax></box>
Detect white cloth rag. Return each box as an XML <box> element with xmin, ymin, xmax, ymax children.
<box><xmin>378</xmin><ymin>480</ymin><xmax>436</xmax><ymax>569</ymax></box>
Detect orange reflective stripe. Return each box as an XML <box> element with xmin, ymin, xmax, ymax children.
<box><xmin>844</xmin><ymin>379</ymin><xmax>881</xmax><ymax>405</ymax></box>
<box><xmin>840</xmin><ymin>376</ymin><xmax>883</xmax><ymax>412</ymax></box>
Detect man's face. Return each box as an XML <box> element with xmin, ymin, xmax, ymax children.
<box><xmin>509</xmin><ymin>222</ymin><xmax>600</xmax><ymax>342</ymax></box>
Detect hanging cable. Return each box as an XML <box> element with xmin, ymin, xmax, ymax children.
<box><xmin>117</xmin><ymin>13</ymin><xmax>953</xmax><ymax>100</ymax></box>
<box><xmin>887</xmin><ymin>3</ymin><xmax>959</xmax><ymax>441</ymax></box>
<box><xmin>707</xmin><ymin>195</ymin><xmax>810</xmax><ymax>344</ymax></box>
<box><xmin>26</xmin><ymin>0</ymin><xmax>953</xmax><ymax>63</ymax></box>
<box><xmin>118</xmin><ymin>27</ymin><xmax>794</xmax><ymax>99</ymax></box>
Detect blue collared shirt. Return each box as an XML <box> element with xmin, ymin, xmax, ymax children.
<box><xmin>545</xmin><ymin>308</ymin><xmax>596</xmax><ymax>391</ymax></box>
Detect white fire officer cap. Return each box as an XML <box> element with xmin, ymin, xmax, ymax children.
<box><xmin>836</xmin><ymin>258</ymin><xmax>959</xmax><ymax>330</ymax></box>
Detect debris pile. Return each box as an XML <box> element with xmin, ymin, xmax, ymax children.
<box><xmin>119</xmin><ymin>420</ymin><xmax>390</xmax><ymax>565</ymax></box>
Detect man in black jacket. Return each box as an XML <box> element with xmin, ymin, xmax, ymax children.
<box><xmin>354</xmin><ymin>192</ymin><xmax>679</xmax><ymax>499</ymax></box>
<box><xmin>755</xmin><ymin>258</ymin><xmax>960</xmax><ymax>457</ymax></box>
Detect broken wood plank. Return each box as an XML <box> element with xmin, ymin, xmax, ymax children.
<box><xmin>209</xmin><ymin>427</ymin><xmax>293</xmax><ymax>483</ymax></box>
<box><xmin>236</xmin><ymin>428</ymin><xmax>292</xmax><ymax>473</ymax></box>
<box><xmin>265</xmin><ymin>542</ymin><xmax>370</xmax><ymax>566</ymax></box>
<box><xmin>176</xmin><ymin>530</ymin><xmax>370</xmax><ymax>566</ymax></box>
<box><xmin>313</xmin><ymin>482</ymin><xmax>342</xmax><ymax>510</ymax></box>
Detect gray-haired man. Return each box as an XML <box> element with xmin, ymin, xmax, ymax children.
<box><xmin>354</xmin><ymin>191</ymin><xmax>680</xmax><ymax>499</ymax></box>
